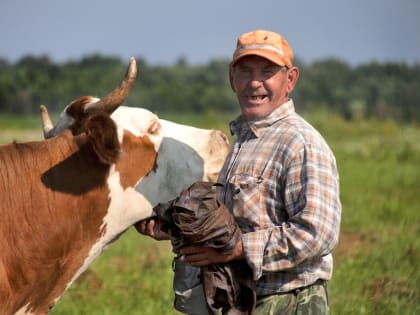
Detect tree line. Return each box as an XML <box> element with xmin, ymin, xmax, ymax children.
<box><xmin>0</xmin><ymin>54</ymin><xmax>419</xmax><ymax>123</ymax></box>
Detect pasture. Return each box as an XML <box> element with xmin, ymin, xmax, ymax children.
<box><xmin>1</xmin><ymin>111</ymin><xmax>419</xmax><ymax>314</ymax></box>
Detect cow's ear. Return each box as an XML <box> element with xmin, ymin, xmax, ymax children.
<box><xmin>85</xmin><ymin>113</ymin><xmax>121</xmax><ymax>164</ymax></box>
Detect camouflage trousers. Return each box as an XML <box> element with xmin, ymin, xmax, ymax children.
<box><xmin>255</xmin><ymin>281</ymin><xmax>330</xmax><ymax>315</ymax></box>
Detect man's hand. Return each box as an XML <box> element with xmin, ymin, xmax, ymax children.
<box><xmin>134</xmin><ymin>218</ymin><xmax>170</xmax><ymax>241</ymax></box>
<box><xmin>180</xmin><ymin>239</ymin><xmax>245</xmax><ymax>267</ymax></box>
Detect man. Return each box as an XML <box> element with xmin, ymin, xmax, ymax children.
<box><xmin>137</xmin><ymin>29</ymin><xmax>341</xmax><ymax>314</ymax></box>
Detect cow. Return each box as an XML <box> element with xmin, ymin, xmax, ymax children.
<box><xmin>0</xmin><ymin>58</ymin><xmax>230</xmax><ymax>315</ymax></box>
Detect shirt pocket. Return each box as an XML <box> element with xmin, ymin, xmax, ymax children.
<box><xmin>226</xmin><ymin>172</ymin><xmax>263</xmax><ymax>232</ymax></box>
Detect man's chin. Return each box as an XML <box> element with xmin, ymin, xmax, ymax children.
<box><xmin>243</xmin><ymin>112</ymin><xmax>266</xmax><ymax>121</ymax></box>
<box><xmin>241</xmin><ymin>107</ymin><xmax>267</xmax><ymax>121</ymax></box>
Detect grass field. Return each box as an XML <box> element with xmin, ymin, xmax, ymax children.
<box><xmin>1</xmin><ymin>111</ymin><xmax>419</xmax><ymax>314</ymax></box>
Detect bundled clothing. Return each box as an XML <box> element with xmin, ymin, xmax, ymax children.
<box><xmin>154</xmin><ymin>181</ymin><xmax>255</xmax><ymax>315</ymax></box>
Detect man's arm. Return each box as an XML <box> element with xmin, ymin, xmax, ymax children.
<box><xmin>180</xmin><ymin>238</ymin><xmax>245</xmax><ymax>266</ymax></box>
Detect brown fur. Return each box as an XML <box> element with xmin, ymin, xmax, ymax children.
<box><xmin>0</xmin><ymin>117</ymin><xmax>157</xmax><ymax>313</ymax></box>
<box><xmin>116</xmin><ymin>130</ymin><xmax>158</xmax><ymax>189</ymax></box>
<box><xmin>85</xmin><ymin>113</ymin><xmax>121</xmax><ymax>164</ymax></box>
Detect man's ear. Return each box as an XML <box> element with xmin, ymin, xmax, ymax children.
<box><xmin>229</xmin><ymin>68</ymin><xmax>236</xmax><ymax>92</ymax></box>
<box><xmin>287</xmin><ymin>67</ymin><xmax>300</xmax><ymax>92</ymax></box>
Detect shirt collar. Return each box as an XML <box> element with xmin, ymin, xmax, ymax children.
<box><xmin>229</xmin><ymin>99</ymin><xmax>295</xmax><ymax>138</ymax></box>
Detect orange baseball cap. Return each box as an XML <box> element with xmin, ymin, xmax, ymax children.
<box><xmin>230</xmin><ymin>29</ymin><xmax>294</xmax><ymax>69</ymax></box>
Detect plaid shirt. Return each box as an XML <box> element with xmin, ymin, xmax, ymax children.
<box><xmin>217</xmin><ymin>100</ymin><xmax>341</xmax><ymax>296</ymax></box>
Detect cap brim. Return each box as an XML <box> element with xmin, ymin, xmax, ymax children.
<box><xmin>230</xmin><ymin>49</ymin><xmax>291</xmax><ymax>69</ymax></box>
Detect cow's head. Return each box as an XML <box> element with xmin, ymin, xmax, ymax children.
<box><xmin>40</xmin><ymin>57</ymin><xmax>230</xmax><ymax>233</ymax></box>
<box><xmin>40</xmin><ymin>57</ymin><xmax>139</xmax><ymax>139</ymax></box>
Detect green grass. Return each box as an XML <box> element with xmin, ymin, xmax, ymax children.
<box><xmin>0</xmin><ymin>114</ymin><xmax>47</xmax><ymax>130</ymax></box>
<box><xmin>51</xmin><ymin>236</ymin><xmax>177</xmax><ymax>315</ymax></box>
<box><xmin>2</xmin><ymin>111</ymin><xmax>419</xmax><ymax>314</ymax></box>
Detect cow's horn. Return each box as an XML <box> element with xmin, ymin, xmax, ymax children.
<box><xmin>87</xmin><ymin>57</ymin><xmax>137</xmax><ymax>114</ymax></box>
<box><xmin>40</xmin><ymin>104</ymin><xmax>55</xmax><ymax>139</ymax></box>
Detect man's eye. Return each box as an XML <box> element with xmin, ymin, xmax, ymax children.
<box><xmin>263</xmin><ymin>68</ymin><xmax>277</xmax><ymax>74</ymax></box>
<box><xmin>263</xmin><ymin>70</ymin><xmax>274</xmax><ymax>74</ymax></box>
<box><xmin>237</xmin><ymin>69</ymin><xmax>252</xmax><ymax>76</ymax></box>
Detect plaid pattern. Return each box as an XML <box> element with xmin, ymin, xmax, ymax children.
<box><xmin>217</xmin><ymin>100</ymin><xmax>341</xmax><ymax>297</ymax></box>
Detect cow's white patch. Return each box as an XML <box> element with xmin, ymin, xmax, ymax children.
<box><xmin>111</xmin><ymin>106</ymin><xmax>162</xmax><ymax>153</ymax></box>
<box><xmin>105</xmin><ymin>165</ymin><xmax>154</xmax><ymax>229</ymax></box>
<box><xmin>64</xmin><ymin>166</ymin><xmax>154</xmax><ymax>297</ymax></box>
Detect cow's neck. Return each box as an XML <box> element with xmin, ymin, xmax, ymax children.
<box><xmin>2</xmin><ymin>132</ymin><xmax>112</xmax><ymax>314</ymax></box>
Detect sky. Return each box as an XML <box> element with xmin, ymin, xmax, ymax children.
<box><xmin>0</xmin><ymin>0</ymin><xmax>419</xmax><ymax>67</ymax></box>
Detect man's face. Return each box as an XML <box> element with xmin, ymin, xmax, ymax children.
<box><xmin>231</xmin><ymin>55</ymin><xmax>297</xmax><ymax>121</ymax></box>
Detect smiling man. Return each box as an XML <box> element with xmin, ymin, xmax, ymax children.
<box><xmin>181</xmin><ymin>29</ymin><xmax>341</xmax><ymax>314</ymax></box>
<box><xmin>138</xmin><ymin>29</ymin><xmax>342</xmax><ymax>315</ymax></box>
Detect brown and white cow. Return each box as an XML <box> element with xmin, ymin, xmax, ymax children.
<box><xmin>0</xmin><ymin>58</ymin><xmax>229</xmax><ymax>315</ymax></box>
